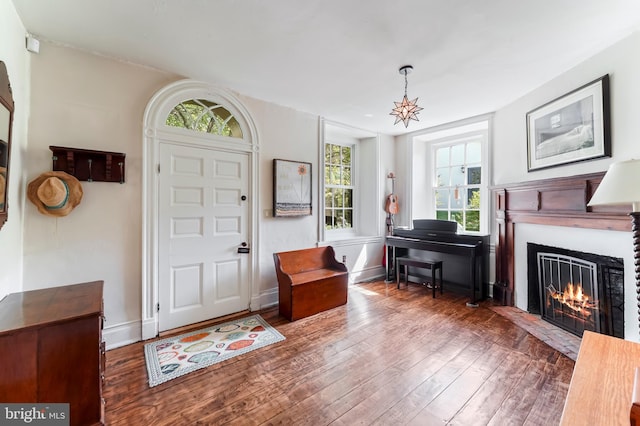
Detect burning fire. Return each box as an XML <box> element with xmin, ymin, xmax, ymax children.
<box><xmin>548</xmin><ymin>283</ymin><xmax>598</xmax><ymax>317</ymax></box>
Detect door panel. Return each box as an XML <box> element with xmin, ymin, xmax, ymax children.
<box><xmin>172</xmin><ymin>263</ymin><xmax>203</xmax><ymax>309</ymax></box>
<box><xmin>159</xmin><ymin>142</ymin><xmax>250</xmax><ymax>331</ymax></box>
<box><xmin>214</xmin><ymin>259</ymin><xmax>242</xmax><ymax>300</ymax></box>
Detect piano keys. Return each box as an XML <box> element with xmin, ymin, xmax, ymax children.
<box><xmin>385</xmin><ymin>219</ymin><xmax>489</xmax><ymax>306</ymax></box>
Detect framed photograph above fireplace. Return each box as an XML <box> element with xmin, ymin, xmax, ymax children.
<box><xmin>526</xmin><ymin>75</ymin><xmax>610</xmax><ymax>172</ymax></box>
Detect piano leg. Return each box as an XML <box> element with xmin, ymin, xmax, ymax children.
<box><xmin>384</xmin><ymin>244</ymin><xmax>394</xmax><ymax>283</ymax></box>
<box><xmin>466</xmin><ymin>251</ymin><xmax>479</xmax><ymax>308</ymax></box>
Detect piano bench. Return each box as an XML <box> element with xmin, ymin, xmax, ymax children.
<box><xmin>396</xmin><ymin>257</ymin><xmax>443</xmax><ymax>298</ymax></box>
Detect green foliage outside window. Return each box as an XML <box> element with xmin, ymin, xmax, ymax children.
<box><xmin>165</xmin><ymin>99</ymin><xmax>243</xmax><ymax>138</ymax></box>
<box><xmin>434</xmin><ymin>140</ymin><xmax>482</xmax><ymax>233</ymax></box>
<box><xmin>325</xmin><ymin>143</ymin><xmax>353</xmax><ymax>230</ymax></box>
<box><xmin>466</xmin><ymin>211</ymin><xmax>480</xmax><ymax>232</ymax></box>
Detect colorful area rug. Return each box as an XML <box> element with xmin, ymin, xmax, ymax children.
<box><xmin>144</xmin><ymin>314</ymin><xmax>285</xmax><ymax>387</ymax></box>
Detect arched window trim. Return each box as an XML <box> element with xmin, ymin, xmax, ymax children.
<box><xmin>145</xmin><ymin>80</ymin><xmax>257</xmax><ymax>150</ymax></box>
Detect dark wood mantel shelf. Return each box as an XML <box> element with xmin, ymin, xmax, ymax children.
<box><xmin>492</xmin><ymin>172</ymin><xmax>631</xmax><ymax>306</ymax></box>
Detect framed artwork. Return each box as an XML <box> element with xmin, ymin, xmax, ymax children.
<box><xmin>526</xmin><ymin>74</ymin><xmax>610</xmax><ymax>172</ymax></box>
<box><xmin>273</xmin><ymin>159</ymin><xmax>312</xmax><ymax>217</ymax></box>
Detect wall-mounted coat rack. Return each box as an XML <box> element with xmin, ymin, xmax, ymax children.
<box><xmin>49</xmin><ymin>146</ymin><xmax>126</xmax><ymax>183</ymax></box>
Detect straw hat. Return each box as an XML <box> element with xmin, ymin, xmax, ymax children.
<box><xmin>27</xmin><ymin>171</ymin><xmax>83</xmax><ymax>217</ymax></box>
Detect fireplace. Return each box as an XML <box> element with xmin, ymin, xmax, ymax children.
<box><xmin>527</xmin><ymin>243</ymin><xmax>624</xmax><ymax>338</ymax></box>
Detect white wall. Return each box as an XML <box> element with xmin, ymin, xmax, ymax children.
<box><xmin>493</xmin><ymin>31</ymin><xmax>640</xmax><ymax>186</ymax></box>
<box><xmin>493</xmin><ymin>31</ymin><xmax>640</xmax><ymax>341</ymax></box>
<box><xmin>21</xmin><ymin>42</ymin><xmax>178</xmax><ymax>346</ymax></box>
<box><xmin>0</xmin><ymin>0</ymin><xmax>29</xmax><ymax>300</ymax></box>
<box><xmin>15</xmin><ymin>40</ymin><xmax>391</xmax><ymax>348</ymax></box>
<box><xmin>392</xmin><ymin>133</ymin><xmax>412</xmax><ymax>228</ymax></box>
<box><xmin>411</xmin><ymin>137</ymin><xmax>431</xmax><ymax>221</ymax></box>
<box><xmin>238</xmin><ymin>94</ymin><xmax>320</xmax><ymax>300</ymax></box>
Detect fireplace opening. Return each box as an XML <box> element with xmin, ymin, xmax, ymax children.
<box><xmin>527</xmin><ymin>243</ymin><xmax>624</xmax><ymax>338</ymax></box>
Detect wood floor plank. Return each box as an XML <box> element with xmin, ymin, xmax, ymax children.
<box><xmin>370</xmin><ymin>338</ymin><xmax>495</xmax><ymax>425</ymax></box>
<box><xmin>258</xmin><ymin>309</ymin><xmax>463</xmax><ymax>425</ymax></box>
<box><xmin>332</xmin><ymin>331</ymin><xmax>483</xmax><ymax>425</ymax></box>
<box><xmin>522</xmin><ymin>363</ymin><xmax>572</xmax><ymax>426</ymax></box>
<box><xmin>486</xmin><ymin>359</ymin><xmax>550</xmax><ymax>426</ymax></box>
<box><xmin>450</xmin><ymin>350</ymin><xmax>531</xmax><ymax>425</ymax></box>
<box><xmin>103</xmin><ymin>280</ymin><xmax>575</xmax><ymax>425</ymax></box>
<box><xmin>405</xmin><ymin>341</ymin><xmax>509</xmax><ymax>424</ymax></box>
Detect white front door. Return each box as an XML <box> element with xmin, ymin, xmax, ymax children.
<box><xmin>158</xmin><ymin>142</ymin><xmax>250</xmax><ymax>331</ymax></box>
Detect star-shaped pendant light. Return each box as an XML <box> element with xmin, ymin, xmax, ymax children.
<box><xmin>390</xmin><ymin>65</ymin><xmax>423</xmax><ymax>128</ymax></box>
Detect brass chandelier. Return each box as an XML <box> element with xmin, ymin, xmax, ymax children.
<box><xmin>390</xmin><ymin>65</ymin><xmax>423</xmax><ymax>128</ymax></box>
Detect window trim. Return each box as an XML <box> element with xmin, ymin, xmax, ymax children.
<box><xmin>319</xmin><ymin>120</ymin><xmax>380</xmax><ymax>243</ymax></box>
<box><xmin>324</xmin><ymin>141</ymin><xmax>356</xmax><ymax>233</ymax></box>
<box><xmin>430</xmin><ymin>130</ymin><xmax>488</xmax><ymax>234</ymax></box>
<box><xmin>406</xmin><ymin>115</ymin><xmax>491</xmax><ymax>236</ymax></box>
<box><xmin>324</xmin><ymin>139</ymin><xmax>358</xmax><ymax>236</ymax></box>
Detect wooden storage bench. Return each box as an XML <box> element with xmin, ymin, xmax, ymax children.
<box><xmin>273</xmin><ymin>246</ymin><xmax>348</xmax><ymax>321</ymax></box>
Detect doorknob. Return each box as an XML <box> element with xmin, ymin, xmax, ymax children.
<box><xmin>238</xmin><ymin>242</ymin><xmax>249</xmax><ymax>254</ymax></box>
<box><xmin>241</xmin><ymin>195</ymin><xmax>247</xmax><ymax>201</ymax></box>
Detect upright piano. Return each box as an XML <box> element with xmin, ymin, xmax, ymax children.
<box><xmin>385</xmin><ymin>219</ymin><xmax>489</xmax><ymax>305</ymax></box>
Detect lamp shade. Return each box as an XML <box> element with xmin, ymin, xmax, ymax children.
<box><xmin>588</xmin><ymin>159</ymin><xmax>640</xmax><ymax>211</ymax></box>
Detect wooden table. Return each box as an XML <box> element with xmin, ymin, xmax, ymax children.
<box><xmin>561</xmin><ymin>330</ymin><xmax>640</xmax><ymax>425</ymax></box>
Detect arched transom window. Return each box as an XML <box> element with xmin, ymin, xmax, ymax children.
<box><xmin>165</xmin><ymin>98</ymin><xmax>243</xmax><ymax>138</ymax></box>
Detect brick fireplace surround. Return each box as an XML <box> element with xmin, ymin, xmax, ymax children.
<box><xmin>492</xmin><ymin>172</ymin><xmax>632</xmax><ymax>351</ymax></box>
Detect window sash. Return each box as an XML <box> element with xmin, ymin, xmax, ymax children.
<box><xmin>324</xmin><ymin>142</ymin><xmax>354</xmax><ymax>231</ymax></box>
<box><xmin>433</xmin><ymin>137</ymin><xmax>484</xmax><ymax>233</ymax></box>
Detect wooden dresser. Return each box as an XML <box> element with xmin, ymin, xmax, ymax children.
<box><xmin>0</xmin><ymin>281</ymin><xmax>105</xmax><ymax>426</ymax></box>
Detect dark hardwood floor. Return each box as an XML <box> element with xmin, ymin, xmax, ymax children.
<box><xmin>103</xmin><ymin>280</ymin><xmax>575</xmax><ymax>425</ymax></box>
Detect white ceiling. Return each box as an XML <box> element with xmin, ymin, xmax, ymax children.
<box><xmin>11</xmin><ymin>0</ymin><xmax>640</xmax><ymax>136</ymax></box>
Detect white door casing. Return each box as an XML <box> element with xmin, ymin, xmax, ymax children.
<box><xmin>142</xmin><ymin>80</ymin><xmax>259</xmax><ymax>339</ymax></box>
<box><xmin>158</xmin><ymin>144</ymin><xmax>250</xmax><ymax>331</ymax></box>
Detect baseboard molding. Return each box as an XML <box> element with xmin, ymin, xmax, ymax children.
<box><xmin>350</xmin><ymin>266</ymin><xmax>385</xmax><ymax>283</ymax></box>
<box><xmin>103</xmin><ymin>320</ymin><xmax>142</xmax><ymax>350</ymax></box>
<box><xmin>256</xmin><ymin>267</ymin><xmax>385</xmax><ymax>312</ymax></box>
<box><xmin>106</xmin><ymin>269</ymin><xmax>387</xmax><ymax>350</ymax></box>
<box><xmin>109</xmin><ymin>292</ymin><xmax>277</xmax><ymax>349</ymax></box>
<box><xmin>142</xmin><ymin>317</ymin><xmax>158</xmax><ymax>341</ymax></box>
<box><xmin>257</xmin><ymin>287</ymin><xmax>279</xmax><ymax>310</ymax></box>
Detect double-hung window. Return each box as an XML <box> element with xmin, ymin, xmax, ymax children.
<box><xmin>324</xmin><ymin>142</ymin><xmax>354</xmax><ymax>231</ymax></box>
<box><xmin>434</xmin><ymin>134</ymin><xmax>485</xmax><ymax>233</ymax></box>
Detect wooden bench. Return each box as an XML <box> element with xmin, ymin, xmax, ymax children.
<box><xmin>396</xmin><ymin>256</ymin><xmax>443</xmax><ymax>298</ymax></box>
<box><xmin>273</xmin><ymin>246</ymin><xmax>348</xmax><ymax>321</ymax></box>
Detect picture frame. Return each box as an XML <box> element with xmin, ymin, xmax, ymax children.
<box><xmin>526</xmin><ymin>74</ymin><xmax>610</xmax><ymax>172</ymax></box>
<box><xmin>273</xmin><ymin>159</ymin><xmax>312</xmax><ymax>217</ymax></box>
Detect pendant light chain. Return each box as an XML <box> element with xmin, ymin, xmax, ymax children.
<box><xmin>404</xmin><ymin>70</ymin><xmax>408</xmax><ymax>97</ymax></box>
